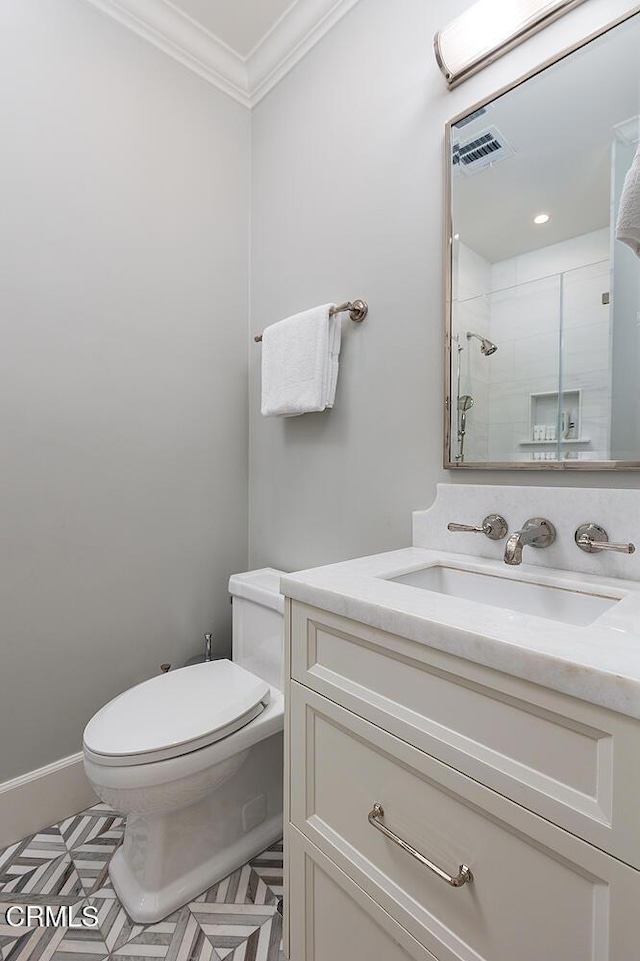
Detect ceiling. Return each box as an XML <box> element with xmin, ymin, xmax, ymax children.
<box><xmin>170</xmin><ymin>0</ymin><xmax>295</xmax><ymax>59</ymax></box>
<box><xmin>452</xmin><ymin>14</ymin><xmax>640</xmax><ymax>263</ymax></box>
<box><xmin>83</xmin><ymin>0</ymin><xmax>361</xmax><ymax>106</ymax></box>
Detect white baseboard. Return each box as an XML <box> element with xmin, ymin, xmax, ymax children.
<box><xmin>0</xmin><ymin>753</ymin><xmax>98</xmax><ymax>847</ymax></box>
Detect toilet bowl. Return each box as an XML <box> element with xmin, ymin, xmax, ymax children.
<box><xmin>83</xmin><ymin>569</ymin><xmax>285</xmax><ymax>924</ymax></box>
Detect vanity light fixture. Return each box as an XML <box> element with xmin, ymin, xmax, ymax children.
<box><xmin>434</xmin><ymin>0</ymin><xmax>587</xmax><ymax>88</ymax></box>
<box><xmin>534</xmin><ymin>212</ymin><xmax>551</xmax><ymax>224</ymax></box>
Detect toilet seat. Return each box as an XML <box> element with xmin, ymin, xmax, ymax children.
<box><xmin>83</xmin><ymin>660</ymin><xmax>271</xmax><ymax>766</ymax></box>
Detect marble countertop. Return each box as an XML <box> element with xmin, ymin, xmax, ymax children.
<box><xmin>281</xmin><ymin>548</ymin><xmax>640</xmax><ymax>720</ymax></box>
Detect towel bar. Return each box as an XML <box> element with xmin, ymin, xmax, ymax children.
<box><xmin>254</xmin><ymin>300</ymin><xmax>368</xmax><ymax>342</ymax></box>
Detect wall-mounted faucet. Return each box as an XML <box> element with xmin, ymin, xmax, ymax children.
<box><xmin>504</xmin><ymin>518</ymin><xmax>556</xmax><ymax>566</ymax></box>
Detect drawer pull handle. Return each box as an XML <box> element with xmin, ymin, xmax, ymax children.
<box><xmin>368</xmin><ymin>803</ymin><xmax>473</xmax><ymax>889</ymax></box>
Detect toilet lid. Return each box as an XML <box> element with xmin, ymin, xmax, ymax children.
<box><xmin>83</xmin><ymin>660</ymin><xmax>271</xmax><ymax>766</ymax></box>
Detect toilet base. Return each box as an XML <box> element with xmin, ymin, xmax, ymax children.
<box><xmin>103</xmin><ymin>730</ymin><xmax>284</xmax><ymax>923</ymax></box>
<box><xmin>109</xmin><ymin>813</ymin><xmax>282</xmax><ymax>924</ymax></box>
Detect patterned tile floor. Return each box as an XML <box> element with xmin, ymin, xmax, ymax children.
<box><xmin>0</xmin><ymin>804</ymin><xmax>284</xmax><ymax>961</ymax></box>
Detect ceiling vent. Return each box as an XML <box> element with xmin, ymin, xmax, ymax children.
<box><xmin>452</xmin><ymin>126</ymin><xmax>515</xmax><ymax>175</ymax></box>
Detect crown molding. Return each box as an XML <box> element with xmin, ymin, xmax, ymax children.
<box><xmin>81</xmin><ymin>0</ymin><xmax>363</xmax><ymax>108</ymax></box>
<box><xmin>82</xmin><ymin>0</ymin><xmax>250</xmax><ymax>106</ymax></box>
<box><xmin>246</xmin><ymin>0</ymin><xmax>362</xmax><ymax>106</ymax></box>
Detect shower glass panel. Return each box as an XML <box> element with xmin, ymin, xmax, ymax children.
<box><xmin>451</xmin><ymin>266</ymin><xmax>561</xmax><ymax>463</ymax></box>
<box><xmin>451</xmin><ymin>259</ymin><xmax>613</xmax><ymax>464</ymax></box>
<box><xmin>560</xmin><ymin>260</ymin><xmax>612</xmax><ymax>462</ymax></box>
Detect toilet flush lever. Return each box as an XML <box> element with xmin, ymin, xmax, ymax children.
<box><xmin>447</xmin><ymin>514</ymin><xmax>508</xmax><ymax>540</ymax></box>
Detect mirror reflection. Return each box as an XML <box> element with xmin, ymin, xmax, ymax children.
<box><xmin>447</xmin><ymin>11</ymin><xmax>640</xmax><ymax>468</ymax></box>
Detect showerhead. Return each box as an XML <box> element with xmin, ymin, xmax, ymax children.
<box><xmin>457</xmin><ymin>394</ymin><xmax>474</xmax><ymax>436</ymax></box>
<box><xmin>466</xmin><ymin>331</ymin><xmax>498</xmax><ymax>356</ymax></box>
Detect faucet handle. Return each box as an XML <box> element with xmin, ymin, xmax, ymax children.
<box><xmin>575</xmin><ymin>524</ymin><xmax>635</xmax><ymax>555</ymax></box>
<box><xmin>447</xmin><ymin>514</ymin><xmax>508</xmax><ymax>540</ymax></box>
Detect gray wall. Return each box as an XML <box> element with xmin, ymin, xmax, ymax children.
<box><xmin>249</xmin><ymin>0</ymin><xmax>640</xmax><ymax>574</ymax></box>
<box><xmin>3</xmin><ymin>0</ymin><xmax>640</xmax><ymax>784</ymax></box>
<box><xmin>0</xmin><ymin>0</ymin><xmax>250</xmax><ymax>781</ymax></box>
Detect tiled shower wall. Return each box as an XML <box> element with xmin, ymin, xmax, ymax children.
<box><xmin>453</xmin><ymin>228</ymin><xmax>611</xmax><ymax>462</ymax></box>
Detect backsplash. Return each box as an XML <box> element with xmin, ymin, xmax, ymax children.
<box><xmin>413</xmin><ymin>484</ymin><xmax>640</xmax><ymax>581</ymax></box>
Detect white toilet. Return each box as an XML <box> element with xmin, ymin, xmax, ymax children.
<box><xmin>83</xmin><ymin>569</ymin><xmax>285</xmax><ymax>924</ymax></box>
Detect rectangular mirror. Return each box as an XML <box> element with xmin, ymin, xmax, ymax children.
<box><xmin>445</xmin><ymin>9</ymin><xmax>640</xmax><ymax>469</ymax></box>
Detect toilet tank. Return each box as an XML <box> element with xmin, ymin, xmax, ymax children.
<box><xmin>228</xmin><ymin>568</ymin><xmax>285</xmax><ymax>691</ymax></box>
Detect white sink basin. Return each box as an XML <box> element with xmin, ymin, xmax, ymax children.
<box><xmin>389</xmin><ymin>565</ymin><xmax>620</xmax><ymax>627</ymax></box>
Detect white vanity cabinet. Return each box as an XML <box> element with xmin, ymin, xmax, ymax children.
<box><xmin>283</xmin><ymin>600</ymin><xmax>640</xmax><ymax>961</ymax></box>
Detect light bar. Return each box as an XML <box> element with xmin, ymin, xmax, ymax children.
<box><xmin>434</xmin><ymin>0</ymin><xmax>587</xmax><ymax>88</ymax></box>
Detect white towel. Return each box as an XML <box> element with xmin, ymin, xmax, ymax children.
<box><xmin>260</xmin><ymin>304</ymin><xmax>342</xmax><ymax>417</ymax></box>
<box><xmin>616</xmin><ymin>145</ymin><xmax>640</xmax><ymax>257</ymax></box>
<box><xmin>324</xmin><ymin>307</ymin><xmax>342</xmax><ymax>409</ymax></box>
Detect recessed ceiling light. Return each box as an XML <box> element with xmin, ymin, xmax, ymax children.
<box><xmin>534</xmin><ymin>213</ymin><xmax>550</xmax><ymax>225</ymax></box>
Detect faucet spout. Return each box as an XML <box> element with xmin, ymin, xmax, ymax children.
<box><xmin>503</xmin><ymin>518</ymin><xmax>556</xmax><ymax>566</ymax></box>
<box><xmin>504</xmin><ymin>532</ymin><xmax>525</xmax><ymax>566</ymax></box>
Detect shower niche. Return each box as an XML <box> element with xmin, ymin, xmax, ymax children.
<box><xmin>527</xmin><ymin>390</ymin><xmax>582</xmax><ymax>443</ymax></box>
<box><xmin>520</xmin><ymin>391</ymin><xmax>585</xmax><ymax>458</ymax></box>
<box><xmin>444</xmin><ymin>8</ymin><xmax>640</xmax><ymax>469</ymax></box>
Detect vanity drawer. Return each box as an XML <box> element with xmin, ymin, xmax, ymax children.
<box><xmin>289</xmin><ymin>600</ymin><xmax>640</xmax><ymax>867</ymax></box>
<box><xmin>288</xmin><ymin>826</ymin><xmax>439</xmax><ymax>961</ymax></box>
<box><xmin>289</xmin><ymin>682</ymin><xmax>640</xmax><ymax>961</ymax></box>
